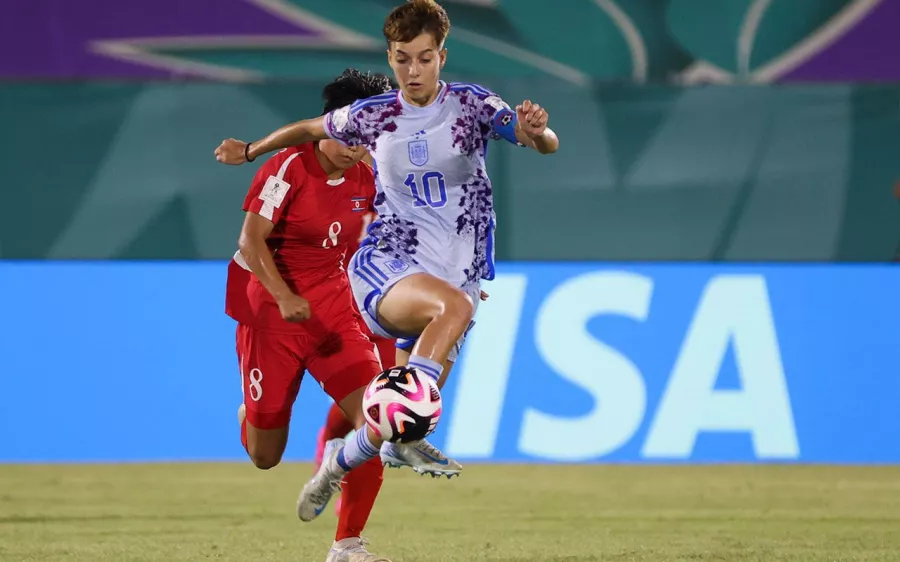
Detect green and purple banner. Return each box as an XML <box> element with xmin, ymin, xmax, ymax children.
<box><xmin>3</xmin><ymin>0</ymin><xmax>897</xmax><ymax>83</ymax></box>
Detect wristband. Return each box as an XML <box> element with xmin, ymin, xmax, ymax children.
<box><xmin>244</xmin><ymin>142</ymin><xmax>255</xmax><ymax>163</ymax></box>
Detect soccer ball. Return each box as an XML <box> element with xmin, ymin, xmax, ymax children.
<box><xmin>362</xmin><ymin>366</ymin><xmax>442</xmax><ymax>443</ymax></box>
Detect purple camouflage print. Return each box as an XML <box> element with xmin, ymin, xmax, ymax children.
<box><xmin>329</xmin><ymin>96</ymin><xmax>418</xmax><ymax>257</ymax></box>
<box><xmin>448</xmin><ymin>86</ymin><xmax>501</xmax><ymax>284</ymax></box>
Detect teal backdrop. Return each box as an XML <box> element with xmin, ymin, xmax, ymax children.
<box><xmin>2</xmin><ymin>81</ymin><xmax>898</xmax><ymax>261</ymax></box>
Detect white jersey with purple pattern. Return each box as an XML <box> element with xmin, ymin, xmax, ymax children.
<box><xmin>323</xmin><ymin>81</ymin><xmax>519</xmax><ymax>287</ymax></box>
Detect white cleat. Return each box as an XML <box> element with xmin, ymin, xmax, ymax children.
<box><xmin>325</xmin><ymin>538</ymin><xmax>392</xmax><ymax>562</ymax></box>
<box><xmin>297</xmin><ymin>438</ymin><xmax>345</xmax><ymax>522</ymax></box>
<box><xmin>380</xmin><ymin>439</ymin><xmax>462</xmax><ymax>478</ymax></box>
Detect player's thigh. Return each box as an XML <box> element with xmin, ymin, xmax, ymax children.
<box><xmin>306</xmin><ymin>328</ymin><xmax>382</xmax><ymax>429</ymax></box>
<box><xmin>377</xmin><ymin>273</ymin><xmax>475</xmax><ymax>336</ymax></box>
<box><xmin>347</xmin><ymin>247</ymin><xmax>473</xmax><ymax>338</ymax></box>
<box><xmin>236</xmin><ymin>325</ymin><xmax>305</xmax><ymax>460</ymax></box>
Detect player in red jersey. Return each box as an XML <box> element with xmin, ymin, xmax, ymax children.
<box><xmin>225</xmin><ymin>69</ymin><xmax>434</xmax><ymax>562</ymax></box>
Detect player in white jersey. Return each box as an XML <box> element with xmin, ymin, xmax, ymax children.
<box><xmin>215</xmin><ymin>0</ymin><xmax>558</xmax><ymax>519</ymax></box>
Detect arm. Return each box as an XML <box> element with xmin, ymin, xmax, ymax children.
<box><xmin>238</xmin><ymin>213</ymin><xmax>288</xmax><ymax>301</ymax></box>
<box><xmin>515</xmin><ymin>125</ymin><xmax>559</xmax><ymax>154</ymax></box>
<box><xmin>481</xmin><ymin>93</ymin><xmax>558</xmax><ymax>155</ymax></box>
<box><xmin>247</xmin><ymin>116</ymin><xmax>329</xmax><ymax>162</ymax></box>
<box><xmin>237</xmin><ymin>213</ymin><xmax>310</xmax><ymax>322</ymax></box>
<box><xmin>514</xmin><ymin>100</ymin><xmax>558</xmax><ymax>154</ymax></box>
<box><xmin>214</xmin><ymin>116</ymin><xmax>329</xmax><ymax>166</ymax></box>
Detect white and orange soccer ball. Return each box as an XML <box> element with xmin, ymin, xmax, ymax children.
<box><xmin>362</xmin><ymin>366</ymin><xmax>442</xmax><ymax>443</ymax></box>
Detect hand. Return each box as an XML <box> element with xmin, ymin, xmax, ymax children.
<box><xmin>277</xmin><ymin>293</ymin><xmax>311</xmax><ymax>323</ymax></box>
<box><xmin>215</xmin><ymin>138</ymin><xmax>250</xmax><ymax>165</ymax></box>
<box><xmin>515</xmin><ymin>100</ymin><xmax>549</xmax><ymax>138</ymax></box>
<box><xmin>480</xmin><ymin>290</ymin><xmax>489</xmax><ymax>301</ymax></box>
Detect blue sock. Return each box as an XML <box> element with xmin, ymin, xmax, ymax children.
<box><xmin>335</xmin><ymin>429</ymin><xmax>379</xmax><ymax>472</ymax></box>
<box><xmin>408</xmin><ymin>355</ymin><xmax>443</xmax><ymax>382</ymax></box>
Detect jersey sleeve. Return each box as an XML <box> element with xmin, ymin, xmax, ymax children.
<box><xmin>242</xmin><ymin>151</ymin><xmax>306</xmax><ymax>223</ymax></box>
<box><xmin>323</xmin><ymin>104</ymin><xmax>364</xmax><ymax>147</ymax></box>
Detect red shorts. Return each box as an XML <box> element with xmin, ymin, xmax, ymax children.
<box><xmin>236</xmin><ymin>322</ymin><xmax>381</xmax><ymax>430</ymax></box>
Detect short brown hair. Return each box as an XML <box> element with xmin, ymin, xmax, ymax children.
<box><xmin>383</xmin><ymin>0</ymin><xmax>451</xmax><ymax>47</ymax></box>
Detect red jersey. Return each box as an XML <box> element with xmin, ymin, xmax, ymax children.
<box><xmin>225</xmin><ymin>144</ymin><xmax>375</xmax><ymax>334</ymax></box>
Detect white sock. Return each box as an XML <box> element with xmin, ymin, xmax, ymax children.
<box><xmin>408</xmin><ymin>355</ymin><xmax>443</xmax><ymax>381</ymax></box>
<box><xmin>334</xmin><ymin>429</ymin><xmax>379</xmax><ymax>471</ymax></box>
<box><xmin>333</xmin><ymin>537</ymin><xmax>360</xmax><ymax>549</ymax></box>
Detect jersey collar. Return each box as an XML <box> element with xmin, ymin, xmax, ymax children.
<box><xmin>397</xmin><ymin>81</ymin><xmax>448</xmax><ymax>113</ymax></box>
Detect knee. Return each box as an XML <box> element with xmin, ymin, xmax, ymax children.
<box><xmin>440</xmin><ymin>289</ymin><xmax>474</xmax><ymax>327</ymax></box>
<box><xmin>248</xmin><ymin>447</ymin><xmax>283</xmax><ymax>470</ymax></box>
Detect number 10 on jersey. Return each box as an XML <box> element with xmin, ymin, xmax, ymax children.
<box><xmin>404</xmin><ymin>171</ymin><xmax>447</xmax><ymax>209</ymax></box>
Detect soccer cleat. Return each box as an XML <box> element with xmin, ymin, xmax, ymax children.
<box><xmin>380</xmin><ymin>439</ymin><xmax>462</xmax><ymax>478</ymax></box>
<box><xmin>297</xmin><ymin>438</ymin><xmax>345</xmax><ymax>522</ymax></box>
<box><xmin>313</xmin><ymin>428</ymin><xmax>344</xmax><ymax>517</ymax></box>
<box><xmin>325</xmin><ymin>538</ymin><xmax>391</xmax><ymax>562</ymax></box>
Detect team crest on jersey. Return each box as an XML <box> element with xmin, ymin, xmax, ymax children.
<box><xmin>385</xmin><ymin>259</ymin><xmax>409</xmax><ymax>274</ymax></box>
<box><xmin>408</xmin><ymin>139</ymin><xmax>429</xmax><ymax>167</ymax></box>
<box><xmin>351</xmin><ymin>196</ymin><xmax>367</xmax><ymax>212</ymax></box>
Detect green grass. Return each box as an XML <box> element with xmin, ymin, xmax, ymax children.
<box><xmin>1</xmin><ymin>463</ymin><xmax>899</xmax><ymax>561</ymax></box>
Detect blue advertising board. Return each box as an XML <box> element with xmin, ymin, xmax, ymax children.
<box><xmin>1</xmin><ymin>261</ymin><xmax>898</xmax><ymax>463</ymax></box>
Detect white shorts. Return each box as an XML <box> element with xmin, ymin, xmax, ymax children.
<box><xmin>348</xmin><ymin>245</ymin><xmax>480</xmax><ymax>363</ymax></box>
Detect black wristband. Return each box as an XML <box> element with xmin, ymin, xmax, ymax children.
<box><xmin>244</xmin><ymin>142</ymin><xmax>255</xmax><ymax>163</ymax></box>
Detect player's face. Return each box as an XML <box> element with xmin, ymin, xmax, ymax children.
<box><xmin>388</xmin><ymin>33</ymin><xmax>446</xmax><ymax>106</ymax></box>
<box><xmin>319</xmin><ymin>139</ymin><xmax>368</xmax><ymax>170</ymax></box>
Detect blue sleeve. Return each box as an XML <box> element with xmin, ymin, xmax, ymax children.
<box><xmin>482</xmin><ymin>94</ymin><xmax>523</xmax><ymax>146</ymax></box>
<box><xmin>491</xmin><ymin>106</ymin><xmax>519</xmax><ymax>145</ymax></box>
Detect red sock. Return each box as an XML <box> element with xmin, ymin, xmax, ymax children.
<box><xmin>375</xmin><ymin>337</ymin><xmax>397</xmax><ymax>370</ymax></box>
<box><xmin>336</xmin><ymin>457</ymin><xmax>384</xmax><ymax>541</ymax></box>
<box><xmin>323</xmin><ymin>403</ymin><xmax>354</xmax><ymax>442</ymax></box>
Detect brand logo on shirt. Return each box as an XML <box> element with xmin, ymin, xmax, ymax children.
<box><xmin>351</xmin><ymin>196</ymin><xmax>367</xmax><ymax>212</ymax></box>
<box><xmin>408</xmin><ymin>139</ymin><xmax>429</xmax><ymax>167</ymax></box>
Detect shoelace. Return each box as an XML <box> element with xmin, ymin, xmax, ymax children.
<box><xmin>347</xmin><ymin>538</ymin><xmax>370</xmax><ymax>552</ymax></box>
<box><xmin>309</xmin><ymin>473</ymin><xmax>342</xmax><ymax>506</ymax></box>
<box><xmin>342</xmin><ymin>538</ymin><xmax>391</xmax><ymax>562</ymax></box>
<box><xmin>413</xmin><ymin>440</ymin><xmax>444</xmax><ymax>460</ymax></box>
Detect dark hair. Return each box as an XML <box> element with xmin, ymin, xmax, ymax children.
<box><xmin>383</xmin><ymin>0</ymin><xmax>450</xmax><ymax>47</ymax></box>
<box><xmin>321</xmin><ymin>68</ymin><xmax>394</xmax><ymax>114</ymax></box>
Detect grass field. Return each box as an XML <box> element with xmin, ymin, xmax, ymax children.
<box><xmin>1</xmin><ymin>463</ymin><xmax>898</xmax><ymax>561</ymax></box>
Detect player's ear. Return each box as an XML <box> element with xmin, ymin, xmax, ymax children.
<box><xmin>439</xmin><ymin>48</ymin><xmax>447</xmax><ymax>69</ymax></box>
